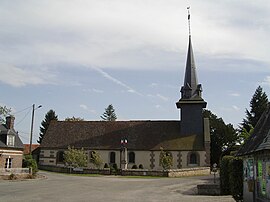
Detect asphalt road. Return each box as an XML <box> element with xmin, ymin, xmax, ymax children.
<box><xmin>0</xmin><ymin>171</ymin><xmax>234</xmax><ymax>202</ymax></box>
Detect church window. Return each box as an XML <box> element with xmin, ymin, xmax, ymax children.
<box><xmin>128</xmin><ymin>152</ymin><xmax>135</xmax><ymax>163</ymax></box>
<box><xmin>109</xmin><ymin>152</ymin><xmax>116</xmax><ymax>164</ymax></box>
<box><xmin>187</xmin><ymin>152</ymin><xmax>200</xmax><ymax>166</ymax></box>
<box><xmin>57</xmin><ymin>151</ymin><xmax>64</xmax><ymax>163</ymax></box>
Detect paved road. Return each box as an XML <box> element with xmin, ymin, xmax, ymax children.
<box><xmin>0</xmin><ymin>172</ymin><xmax>234</xmax><ymax>202</ymax></box>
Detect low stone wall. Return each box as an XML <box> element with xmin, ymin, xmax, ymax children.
<box><xmin>39</xmin><ymin>165</ymin><xmax>110</xmax><ymax>175</ymax></box>
<box><xmin>122</xmin><ymin>167</ymin><xmax>210</xmax><ymax>177</ymax></box>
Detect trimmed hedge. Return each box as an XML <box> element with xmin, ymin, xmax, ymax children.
<box><xmin>220</xmin><ymin>155</ymin><xmax>243</xmax><ymax>201</ymax></box>
<box><xmin>220</xmin><ymin>155</ymin><xmax>234</xmax><ymax>195</ymax></box>
<box><xmin>230</xmin><ymin>157</ymin><xmax>243</xmax><ymax>202</ymax></box>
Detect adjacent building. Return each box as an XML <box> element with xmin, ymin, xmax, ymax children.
<box><xmin>237</xmin><ymin>105</ymin><xmax>270</xmax><ymax>202</ymax></box>
<box><xmin>0</xmin><ymin>116</ymin><xmax>24</xmax><ymax>169</ymax></box>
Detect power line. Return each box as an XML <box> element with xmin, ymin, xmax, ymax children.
<box><xmin>15</xmin><ymin>108</ymin><xmax>32</xmax><ymax>127</ymax></box>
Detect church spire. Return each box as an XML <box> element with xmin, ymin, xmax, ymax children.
<box><xmin>180</xmin><ymin>7</ymin><xmax>202</xmax><ymax>100</ymax></box>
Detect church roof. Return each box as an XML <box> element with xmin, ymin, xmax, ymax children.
<box><xmin>40</xmin><ymin>120</ymin><xmax>204</xmax><ymax>151</ymax></box>
<box><xmin>237</xmin><ymin>105</ymin><xmax>270</xmax><ymax>156</ymax></box>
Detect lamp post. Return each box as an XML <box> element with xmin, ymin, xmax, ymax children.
<box><xmin>120</xmin><ymin>138</ymin><xmax>128</xmax><ymax>169</ymax></box>
<box><xmin>29</xmin><ymin>104</ymin><xmax>42</xmax><ymax>154</ymax></box>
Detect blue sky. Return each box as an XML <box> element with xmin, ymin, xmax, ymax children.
<box><xmin>1</xmin><ymin>1</ymin><xmax>270</xmax><ymax>143</ymax></box>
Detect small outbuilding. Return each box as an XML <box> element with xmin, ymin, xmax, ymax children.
<box><xmin>237</xmin><ymin>105</ymin><xmax>270</xmax><ymax>202</ymax></box>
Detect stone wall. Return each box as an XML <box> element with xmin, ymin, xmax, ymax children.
<box><xmin>122</xmin><ymin>167</ymin><xmax>210</xmax><ymax>177</ymax></box>
<box><xmin>39</xmin><ymin>165</ymin><xmax>111</xmax><ymax>175</ymax></box>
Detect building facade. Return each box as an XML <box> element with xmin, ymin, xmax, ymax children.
<box><xmin>39</xmin><ymin>30</ymin><xmax>210</xmax><ymax>170</ymax></box>
<box><xmin>237</xmin><ymin>105</ymin><xmax>270</xmax><ymax>202</ymax></box>
<box><xmin>0</xmin><ymin>116</ymin><xmax>24</xmax><ymax>169</ymax></box>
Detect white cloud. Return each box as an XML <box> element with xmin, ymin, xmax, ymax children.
<box><xmin>155</xmin><ymin>105</ymin><xmax>161</xmax><ymax>109</ymax></box>
<box><xmin>229</xmin><ymin>93</ymin><xmax>240</xmax><ymax>97</ymax></box>
<box><xmin>79</xmin><ymin>104</ymin><xmax>96</xmax><ymax>114</ymax></box>
<box><xmin>90</xmin><ymin>66</ymin><xmax>142</xmax><ymax>96</ymax></box>
<box><xmin>0</xmin><ymin>63</ymin><xmax>56</xmax><ymax>87</ymax></box>
<box><xmin>261</xmin><ymin>76</ymin><xmax>270</xmax><ymax>86</ymax></box>
<box><xmin>156</xmin><ymin>94</ymin><xmax>169</xmax><ymax>102</ymax></box>
<box><xmin>232</xmin><ymin>105</ymin><xmax>240</xmax><ymax>111</ymax></box>
<box><xmin>83</xmin><ymin>88</ymin><xmax>104</xmax><ymax>93</ymax></box>
<box><xmin>0</xmin><ymin>0</ymin><xmax>269</xmax><ymax>76</ymax></box>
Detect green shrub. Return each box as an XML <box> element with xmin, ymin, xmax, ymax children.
<box><xmin>132</xmin><ymin>164</ymin><xmax>138</xmax><ymax>169</ymax></box>
<box><xmin>23</xmin><ymin>155</ymin><xmax>38</xmax><ymax>175</ymax></box>
<box><xmin>8</xmin><ymin>173</ymin><xmax>17</xmax><ymax>180</ymax></box>
<box><xmin>230</xmin><ymin>158</ymin><xmax>243</xmax><ymax>201</ymax></box>
<box><xmin>139</xmin><ymin>164</ymin><xmax>144</xmax><ymax>169</ymax></box>
<box><xmin>220</xmin><ymin>155</ymin><xmax>234</xmax><ymax>195</ymax></box>
<box><xmin>104</xmin><ymin>163</ymin><xmax>109</xmax><ymax>168</ymax></box>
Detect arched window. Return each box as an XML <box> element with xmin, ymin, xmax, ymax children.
<box><xmin>187</xmin><ymin>152</ymin><xmax>200</xmax><ymax>166</ymax></box>
<box><xmin>110</xmin><ymin>152</ymin><xmax>116</xmax><ymax>164</ymax></box>
<box><xmin>190</xmin><ymin>153</ymin><xmax>197</xmax><ymax>164</ymax></box>
<box><xmin>57</xmin><ymin>151</ymin><xmax>64</xmax><ymax>163</ymax></box>
<box><xmin>128</xmin><ymin>152</ymin><xmax>135</xmax><ymax>163</ymax></box>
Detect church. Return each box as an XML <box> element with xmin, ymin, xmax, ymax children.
<box><xmin>39</xmin><ymin>17</ymin><xmax>211</xmax><ymax>170</ymax></box>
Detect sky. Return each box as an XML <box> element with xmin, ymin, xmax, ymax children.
<box><xmin>1</xmin><ymin>0</ymin><xmax>270</xmax><ymax>144</ymax></box>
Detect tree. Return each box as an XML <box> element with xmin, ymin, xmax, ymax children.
<box><xmin>38</xmin><ymin>109</ymin><xmax>58</xmax><ymax>144</ymax></box>
<box><xmin>203</xmin><ymin>109</ymin><xmax>238</xmax><ymax>166</ymax></box>
<box><xmin>65</xmin><ymin>116</ymin><xmax>84</xmax><ymax>121</ymax></box>
<box><xmin>159</xmin><ymin>147</ymin><xmax>173</xmax><ymax>170</ymax></box>
<box><xmin>89</xmin><ymin>150</ymin><xmax>103</xmax><ymax>168</ymax></box>
<box><xmin>22</xmin><ymin>155</ymin><xmax>38</xmax><ymax>175</ymax></box>
<box><xmin>0</xmin><ymin>106</ymin><xmax>11</xmax><ymax>123</ymax></box>
<box><xmin>100</xmin><ymin>104</ymin><xmax>117</xmax><ymax>121</ymax></box>
<box><xmin>241</xmin><ymin>86</ymin><xmax>268</xmax><ymax>132</ymax></box>
<box><xmin>64</xmin><ymin>146</ymin><xmax>88</xmax><ymax>168</ymax></box>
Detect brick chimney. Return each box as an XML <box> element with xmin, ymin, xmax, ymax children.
<box><xmin>6</xmin><ymin>116</ymin><xmax>15</xmax><ymax>129</ymax></box>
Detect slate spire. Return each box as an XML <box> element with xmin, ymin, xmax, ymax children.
<box><xmin>178</xmin><ymin>7</ymin><xmax>203</xmax><ymax>101</ymax></box>
<box><xmin>176</xmin><ymin>7</ymin><xmax>206</xmax><ymax>109</ymax></box>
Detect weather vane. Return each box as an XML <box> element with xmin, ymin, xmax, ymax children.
<box><xmin>187</xmin><ymin>6</ymin><xmax>191</xmax><ymax>36</ymax></box>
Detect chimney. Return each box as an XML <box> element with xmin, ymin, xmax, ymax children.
<box><xmin>6</xmin><ymin>116</ymin><xmax>15</xmax><ymax>129</ymax></box>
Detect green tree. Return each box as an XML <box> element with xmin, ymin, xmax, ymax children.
<box><xmin>159</xmin><ymin>147</ymin><xmax>173</xmax><ymax>170</ymax></box>
<box><xmin>38</xmin><ymin>109</ymin><xmax>58</xmax><ymax>144</ymax></box>
<box><xmin>22</xmin><ymin>155</ymin><xmax>38</xmax><ymax>175</ymax></box>
<box><xmin>203</xmin><ymin>109</ymin><xmax>238</xmax><ymax>166</ymax></box>
<box><xmin>90</xmin><ymin>151</ymin><xmax>103</xmax><ymax>168</ymax></box>
<box><xmin>100</xmin><ymin>104</ymin><xmax>117</xmax><ymax>121</ymax></box>
<box><xmin>0</xmin><ymin>106</ymin><xmax>11</xmax><ymax>123</ymax></box>
<box><xmin>64</xmin><ymin>146</ymin><xmax>88</xmax><ymax>168</ymax></box>
<box><xmin>241</xmin><ymin>86</ymin><xmax>268</xmax><ymax>132</ymax></box>
<box><xmin>65</xmin><ymin>116</ymin><xmax>84</xmax><ymax>121</ymax></box>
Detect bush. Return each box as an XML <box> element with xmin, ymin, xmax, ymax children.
<box><xmin>220</xmin><ymin>155</ymin><xmax>234</xmax><ymax>195</ymax></box>
<box><xmin>230</xmin><ymin>158</ymin><xmax>243</xmax><ymax>201</ymax></box>
<box><xmin>23</xmin><ymin>155</ymin><xmax>38</xmax><ymax>175</ymax></box>
<box><xmin>104</xmin><ymin>163</ymin><xmax>109</xmax><ymax>168</ymax></box>
<box><xmin>110</xmin><ymin>163</ymin><xmax>118</xmax><ymax>175</ymax></box>
<box><xmin>8</xmin><ymin>173</ymin><xmax>17</xmax><ymax>180</ymax></box>
<box><xmin>139</xmin><ymin>164</ymin><xmax>144</xmax><ymax>169</ymax></box>
<box><xmin>132</xmin><ymin>164</ymin><xmax>138</xmax><ymax>169</ymax></box>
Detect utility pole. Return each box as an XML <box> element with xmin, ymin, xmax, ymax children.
<box><xmin>29</xmin><ymin>104</ymin><xmax>42</xmax><ymax>154</ymax></box>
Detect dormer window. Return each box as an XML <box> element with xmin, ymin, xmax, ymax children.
<box><xmin>7</xmin><ymin>135</ymin><xmax>15</xmax><ymax>147</ymax></box>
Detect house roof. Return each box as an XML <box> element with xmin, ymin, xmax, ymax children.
<box><xmin>0</xmin><ymin>123</ymin><xmax>24</xmax><ymax>150</ymax></box>
<box><xmin>40</xmin><ymin>120</ymin><xmax>205</xmax><ymax>151</ymax></box>
<box><xmin>237</xmin><ymin>105</ymin><xmax>270</xmax><ymax>156</ymax></box>
<box><xmin>23</xmin><ymin>144</ymin><xmax>40</xmax><ymax>155</ymax></box>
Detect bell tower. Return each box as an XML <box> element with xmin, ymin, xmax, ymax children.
<box><xmin>176</xmin><ymin>8</ymin><xmax>207</xmax><ymax>136</ymax></box>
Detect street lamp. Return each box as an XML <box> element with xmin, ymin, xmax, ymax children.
<box><xmin>29</xmin><ymin>104</ymin><xmax>42</xmax><ymax>154</ymax></box>
<box><xmin>120</xmin><ymin>138</ymin><xmax>128</xmax><ymax>169</ymax></box>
